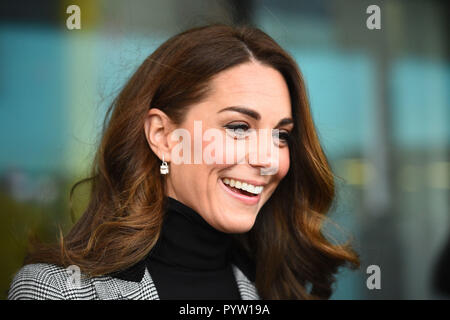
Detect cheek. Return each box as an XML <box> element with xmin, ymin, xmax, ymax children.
<box><xmin>202</xmin><ymin>129</ymin><xmax>235</xmax><ymax>167</ymax></box>
<box><xmin>275</xmin><ymin>148</ymin><xmax>290</xmax><ymax>180</ymax></box>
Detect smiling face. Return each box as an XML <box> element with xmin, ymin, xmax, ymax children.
<box><xmin>162</xmin><ymin>61</ymin><xmax>293</xmax><ymax>233</ymax></box>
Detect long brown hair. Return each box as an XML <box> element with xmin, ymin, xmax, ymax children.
<box><xmin>25</xmin><ymin>24</ymin><xmax>359</xmax><ymax>299</ymax></box>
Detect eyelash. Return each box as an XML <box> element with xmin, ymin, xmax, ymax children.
<box><xmin>223</xmin><ymin>122</ymin><xmax>291</xmax><ymax>146</ymax></box>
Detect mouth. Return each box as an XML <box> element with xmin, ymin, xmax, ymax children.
<box><xmin>218</xmin><ymin>177</ymin><xmax>265</xmax><ymax>205</ymax></box>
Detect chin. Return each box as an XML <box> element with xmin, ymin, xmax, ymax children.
<box><xmin>218</xmin><ymin>214</ymin><xmax>257</xmax><ymax>234</ymax></box>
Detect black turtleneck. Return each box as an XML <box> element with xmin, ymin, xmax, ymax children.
<box><xmin>145</xmin><ymin>197</ymin><xmax>242</xmax><ymax>299</ymax></box>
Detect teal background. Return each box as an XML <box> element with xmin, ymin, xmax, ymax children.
<box><xmin>0</xmin><ymin>0</ymin><xmax>448</xmax><ymax>299</ymax></box>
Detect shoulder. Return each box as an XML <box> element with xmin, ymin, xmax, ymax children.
<box><xmin>8</xmin><ymin>263</ymin><xmax>69</xmax><ymax>300</ymax></box>
<box><xmin>7</xmin><ymin>263</ymin><xmax>95</xmax><ymax>300</ymax></box>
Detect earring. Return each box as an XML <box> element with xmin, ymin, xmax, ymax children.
<box><xmin>160</xmin><ymin>154</ymin><xmax>169</xmax><ymax>175</ymax></box>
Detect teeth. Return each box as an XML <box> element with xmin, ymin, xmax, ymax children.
<box><xmin>221</xmin><ymin>178</ymin><xmax>264</xmax><ymax>195</ymax></box>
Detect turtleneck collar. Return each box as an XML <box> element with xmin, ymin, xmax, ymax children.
<box><xmin>110</xmin><ymin>196</ymin><xmax>255</xmax><ymax>283</ymax></box>
<box><xmin>147</xmin><ymin>196</ymin><xmax>233</xmax><ymax>271</ymax></box>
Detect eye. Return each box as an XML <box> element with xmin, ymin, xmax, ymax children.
<box><xmin>224</xmin><ymin>122</ymin><xmax>251</xmax><ymax>139</ymax></box>
<box><xmin>273</xmin><ymin>129</ymin><xmax>291</xmax><ymax>147</ymax></box>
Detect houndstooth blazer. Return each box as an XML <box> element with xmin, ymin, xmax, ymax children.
<box><xmin>7</xmin><ymin>263</ymin><xmax>260</xmax><ymax>300</ymax></box>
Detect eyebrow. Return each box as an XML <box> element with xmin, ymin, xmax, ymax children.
<box><xmin>217</xmin><ymin>106</ymin><xmax>294</xmax><ymax>128</ymax></box>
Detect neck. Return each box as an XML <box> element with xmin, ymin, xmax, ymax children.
<box><xmin>147</xmin><ymin>197</ymin><xmax>232</xmax><ymax>271</ymax></box>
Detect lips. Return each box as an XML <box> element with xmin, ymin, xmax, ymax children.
<box><xmin>221</xmin><ymin>177</ymin><xmax>265</xmax><ymax>192</ymax></box>
<box><xmin>219</xmin><ymin>177</ymin><xmax>262</xmax><ymax>205</ymax></box>
<box><xmin>225</xmin><ymin>183</ymin><xmax>256</xmax><ymax>197</ymax></box>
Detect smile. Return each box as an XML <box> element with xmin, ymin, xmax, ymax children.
<box><xmin>219</xmin><ymin>177</ymin><xmax>265</xmax><ymax>205</ymax></box>
<box><xmin>221</xmin><ymin>178</ymin><xmax>264</xmax><ymax>195</ymax></box>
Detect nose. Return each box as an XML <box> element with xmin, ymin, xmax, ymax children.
<box><xmin>247</xmin><ymin>128</ymin><xmax>280</xmax><ymax>176</ymax></box>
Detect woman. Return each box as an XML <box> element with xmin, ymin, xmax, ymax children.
<box><xmin>8</xmin><ymin>24</ymin><xmax>359</xmax><ymax>300</ymax></box>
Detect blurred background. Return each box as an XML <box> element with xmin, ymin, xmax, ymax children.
<box><xmin>0</xmin><ymin>0</ymin><xmax>448</xmax><ymax>299</ymax></box>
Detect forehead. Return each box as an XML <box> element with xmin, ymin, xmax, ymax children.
<box><xmin>191</xmin><ymin>62</ymin><xmax>292</xmax><ymax>122</ymax></box>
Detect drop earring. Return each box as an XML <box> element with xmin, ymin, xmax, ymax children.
<box><xmin>160</xmin><ymin>154</ymin><xmax>169</xmax><ymax>175</ymax></box>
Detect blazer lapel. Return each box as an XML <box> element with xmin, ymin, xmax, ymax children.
<box><xmin>231</xmin><ymin>264</ymin><xmax>261</xmax><ymax>300</ymax></box>
<box><xmin>97</xmin><ymin>265</ymin><xmax>258</xmax><ymax>300</ymax></box>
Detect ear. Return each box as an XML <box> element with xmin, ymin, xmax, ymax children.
<box><xmin>144</xmin><ymin>108</ymin><xmax>176</xmax><ymax>162</ymax></box>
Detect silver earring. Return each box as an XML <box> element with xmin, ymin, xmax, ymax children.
<box><xmin>160</xmin><ymin>154</ymin><xmax>169</xmax><ymax>175</ymax></box>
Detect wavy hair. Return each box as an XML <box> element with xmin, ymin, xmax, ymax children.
<box><xmin>25</xmin><ymin>24</ymin><xmax>359</xmax><ymax>299</ymax></box>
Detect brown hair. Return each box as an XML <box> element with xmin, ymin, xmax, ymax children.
<box><xmin>25</xmin><ymin>24</ymin><xmax>359</xmax><ymax>299</ymax></box>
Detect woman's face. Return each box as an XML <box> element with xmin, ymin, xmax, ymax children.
<box><xmin>165</xmin><ymin>61</ymin><xmax>293</xmax><ymax>233</ymax></box>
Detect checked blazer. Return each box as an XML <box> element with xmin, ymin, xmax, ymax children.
<box><xmin>7</xmin><ymin>262</ymin><xmax>261</xmax><ymax>300</ymax></box>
